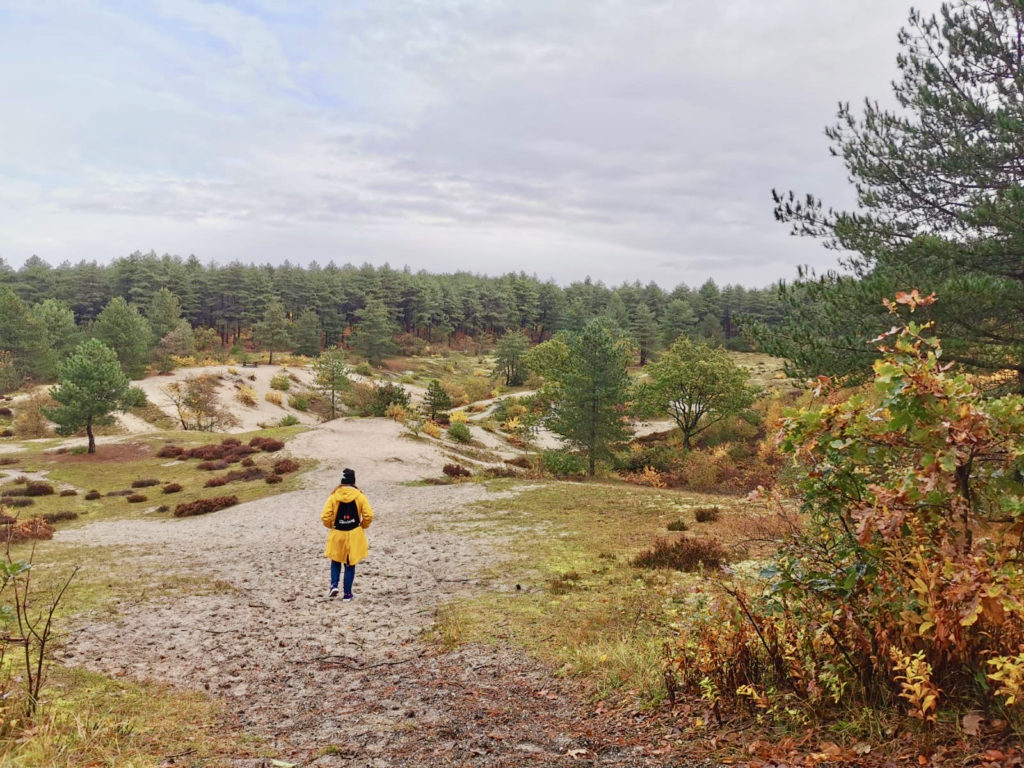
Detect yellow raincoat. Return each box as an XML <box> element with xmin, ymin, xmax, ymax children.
<box><xmin>321</xmin><ymin>485</ymin><xmax>374</xmax><ymax>565</ymax></box>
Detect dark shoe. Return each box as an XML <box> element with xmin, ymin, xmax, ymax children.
<box><xmin>342</xmin><ymin>593</ymin><xmax>353</xmax><ymax>601</ymax></box>
<box><xmin>329</xmin><ymin>586</ymin><xmax>339</xmax><ymax>598</ymax></box>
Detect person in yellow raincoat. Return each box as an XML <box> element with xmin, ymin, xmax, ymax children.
<box><xmin>321</xmin><ymin>467</ymin><xmax>374</xmax><ymax>600</ymax></box>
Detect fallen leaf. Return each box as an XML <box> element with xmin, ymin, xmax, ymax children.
<box><xmin>853</xmin><ymin>742</ymin><xmax>872</xmax><ymax>755</ymax></box>
<box><xmin>566</xmin><ymin>748</ymin><xmax>591</xmax><ymax>759</ymax></box>
<box><xmin>962</xmin><ymin>712</ymin><xmax>984</xmax><ymax>737</ymax></box>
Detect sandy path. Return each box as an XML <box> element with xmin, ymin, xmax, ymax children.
<box><xmin>53</xmin><ymin>418</ymin><xmax>678</xmax><ymax>766</ymax></box>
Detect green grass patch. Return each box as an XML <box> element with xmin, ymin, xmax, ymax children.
<box><xmin>0</xmin><ymin>426</ymin><xmax>313</xmax><ymax>528</ymax></box>
<box><xmin>0</xmin><ymin>666</ymin><xmax>266</xmax><ymax>767</ymax></box>
<box><xmin>429</xmin><ymin>481</ymin><xmax>751</xmax><ymax>705</ymax></box>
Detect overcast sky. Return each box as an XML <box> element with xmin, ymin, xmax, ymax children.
<box><xmin>0</xmin><ymin>0</ymin><xmax>943</xmax><ymax>288</ymax></box>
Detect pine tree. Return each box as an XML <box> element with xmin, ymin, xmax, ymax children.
<box><xmin>254</xmin><ymin>298</ymin><xmax>292</xmax><ymax>364</ymax></box>
<box><xmin>493</xmin><ymin>330</ymin><xmax>530</xmax><ymax>386</ymax></box>
<box><xmin>91</xmin><ymin>297</ymin><xmax>153</xmax><ymax>379</ymax></box>
<box><xmin>771</xmin><ymin>1</ymin><xmax>1024</xmax><ymax>388</ymax></box>
<box><xmin>43</xmin><ymin>338</ymin><xmax>142</xmax><ymax>453</ymax></box>
<box><xmin>529</xmin><ymin>320</ymin><xmax>633</xmax><ymax>476</ymax></box>
<box><xmin>423</xmin><ymin>379</ymin><xmax>452</xmax><ymax>421</ymax></box>
<box><xmin>630</xmin><ymin>302</ymin><xmax>658</xmax><ymax>366</ymax></box>
<box><xmin>312</xmin><ymin>348</ymin><xmax>348</xmax><ymax>420</ymax></box>
<box><xmin>292</xmin><ymin>309</ymin><xmax>322</xmax><ymax>357</ymax></box>
<box><xmin>146</xmin><ymin>287</ymin><xmax>183</xmax><ymax>341</ymax></box>
<box><xmin>351</xmin><ymin>299</ymin><xmax>397</xmax><ymax>366</ymax></box>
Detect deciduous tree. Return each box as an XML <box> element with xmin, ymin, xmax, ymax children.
<box><xmin>638</xmin><ymin>337</ymin><xmax>755</xmax><ymax>449</ymax></box>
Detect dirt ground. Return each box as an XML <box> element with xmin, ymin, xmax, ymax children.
<box><xmin>55</xmin><ymin>418</ymin><xmax>692</xmax><ymax>767</ymax></box>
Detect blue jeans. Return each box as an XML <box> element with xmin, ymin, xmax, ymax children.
<box><xmin>330</xmin><ymin>560</ymin><xmax>355</xmax><ymax>595</ymax></box>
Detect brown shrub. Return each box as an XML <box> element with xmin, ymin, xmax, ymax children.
<box><xmin>226</xmin><ymin>467</ymin><xmax>264</xmax><ymax>482</ymax></box>
<box><xmin>42</xmin><ymin>510</ymin><xmax>78</xmax><ymax>523</ymax></box>
<box><xmin>204</xmin><ymin>476</ymin><xmax>228</xmax><ymax>488</ymax></box>
<box><xmin>667</xmin><ymin>519</ymin><xmax>688</xmax><ymax>532</ymax></box>
<box><xmin>131</xmin><ymin>478</ymin><xmax>160</xmax><ymax>488</ymax></box>
<box><xmin>0</xmin><ymin>513</ymin><xmax>14</xmax><ymax>524</ymax></box>
<box><xmin>107</xmin><ymin>489</ymin><xmax>134</xmax><ymax>497</ymax></box>
<box><xmin>162</xmin><ymin>483</ymin><xmax>183</xmax><ymax>494</ymax></box>
<box><xmin>222</xmin><ymin>438</ymin><xmax>241</xmax><ymax>447</ymax></box>
<box><xmin>84</xmin><ymin>490</ymin><xmax>101</xmax><ymax>500</ymax></box>
<box><xmin>156</xmin><ymin>444</ymin><xmax>184</xmax><ymax>458</ymax></box>
<box><xmin>694</xmin><ymin>506</ymin><xmax>721</xmax><ymax>523</ymax></box>
<box><xmin>156</xmin><ymin>505</ymin><xmax>169</xmax><ymax>513</ymax></box>
<box><xmin>185</xmin><ymin>444</ymin><xmax>229</xmax><ymax>460</ymax></box>
<box><xmin>504</xmin><ymin>456</ymin><xmax>531</xmax><ymax>469</ymax></box>
<box><xmin>0</xmin><ymin>407</ymin><xmax>11</xmax><ymax>417</ymax></box>
<box><xmin>3</xmin><ymin>498</ymin><xmax>33</xmax><ymax>508</ymax></box>
<box><xmin>273</xmin><ymin>458</ymin><xmax>300</xmax><ymax>474</ymax></box>
<box><xmin>12</xmin><ymin>476</ymin><xmax>28</xmax><ymax>484</ymax></box>
<box><xmin>240</xmin><ymin>457</ymin><xmax>255</xmax><ymax>467</ymax></box>
<box><xmin>126</xmin><ymin>494</ymin><xmax>148</xmax><ymax>503</ymax></box>
<box><xmin>483</xmin><ymin>466</ymin><xmax>520</xmax><ymax>479</ymax></box>
<box><xmin>2</xmin><ymin>517</ymin><xmax>55</xmax><ymax>542</ymax></box>
<box><xmin>0</xmin><ymin>430</ymin><xmax>13</xmax><ymax>438</ymax></box>
<box><xmin>197</xmin><ymin>460</ymin><xmax>229</xmax><ymax>471</ymax></box>
<box><xmin>632</xmin><ymin>536</ymin><xmax>727</xmax><ymax>572</ymax></box>
<box><xmin>265</xmin><ymin>474</ymin><xmax>282</xmax><ymax>485</ymax></box>
<box><xmin>250</xmin><ymin>437</ymin><xmax>284</xmax><ymax>452</ymax></box>
<box><xmin>0</xmin><ymin>458</ymin><xmax>17</xmax><ymax>466</ymax></box>
<box><xmin>442</xmin><ymin>463</ymin><xmax>472</xmax><ymax>478</ymax></box>
<box><xmin>24</xmin><ymin>482</ymin><xmax>54</xmax><ymax>497</ymax></box>
<box><xmin>59</xmin><ymin>489</ymin><xmax>77</xmax><ymax>497</ymax></box>
<box><xmin>173</xmin><ymin>496</ymin><xmax>239</xmax><ymax>517</ymax></box>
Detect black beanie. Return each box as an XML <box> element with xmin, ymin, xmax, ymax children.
<box><xmin>340</xmin><ymin>468</ymin><xmax>356</xmax><ymax>486</ymax></box>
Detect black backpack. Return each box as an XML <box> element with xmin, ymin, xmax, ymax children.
<box><xmin>333</xmin><ymin>499</ymin><xmax>361</xmax><ymax>531</ymax></box>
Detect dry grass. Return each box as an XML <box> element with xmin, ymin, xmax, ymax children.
<box><xmin>428</xmin><ymin>481</ymin><xmax>769</xmax><ymax>704</ymax></box>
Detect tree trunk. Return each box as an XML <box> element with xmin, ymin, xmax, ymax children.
<box><xmin>86</xmin><ymin>419</ymin><xmax>95</xmax><ymax>454</ymax></box>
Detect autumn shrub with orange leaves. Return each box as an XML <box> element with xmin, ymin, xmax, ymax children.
<box><xmin>673</xmin><ymin>293</ymin><xmax>1024</xmax><ymax>725</ymax></box>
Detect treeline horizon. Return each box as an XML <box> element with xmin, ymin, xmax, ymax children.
<box><xmin>0</xmin><ymin>251</ymin><xmax>785</xmax><ymax>349</ymax></box>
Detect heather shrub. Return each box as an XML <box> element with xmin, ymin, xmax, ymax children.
<box><xmin>173</xmin><ymin>495</ymin><xmax>239</xmax><ymax>517</ymax></box>
<box><xmin>226</xmin><ymin>467</ymin><xmax>265</xmax><ymax>482</ymax></box>
<box><xmin>162</xmin><ymin>483</ymin><xmax>183</xmax><ymax>494</ymax></box>
<box><xmin>4</xmin><ymin>498</ymin><xmax>33</xmax><ymax>508</ymax></box>
<box><xmin>156</xmin><ymin>444</ymin><xmax>184</xmax><ymax>458</ymax></box>
<box><xmin>131</xmin><ymin>478</ymin><xmax>160</xmax><ymax>488</ymax></box>
<box><xmin>666</xmin><ymin>519</ymin><xmax>688</xmax><ymax>532</ymax></box>
<box><xmin>197</xmin><ymin>460</ymin><xmax>229</xmax><ymax>471</ymax></box>
<box><xmin>59</xmin><ymin>489</ymin><xmax>77</xmax><ymax>497</ymax></box>
<box><xmin>42</xmin><ymin>510</ymin><xmax>78</xmax><ymax>523</ymax></box>
<box><xmin>84</xmin><ymin>490</ymin><xmax>101</xmax><ymax>500</ymax></box>
<box><xmin>250</xmin><ymin>437</ymin><xmax>284</xmax><ymax>452</ymax></box>
<box><xmin>505</xmin><ymin>455</ymin><xmax>531</xmax><ymax>469</ymax></box>
<box><xmin>265</xmin><ymin>474</ymin><xmax>282</xmax><ymax>485</ymax></box>
<box><xmin>442</xmin><ymin>463</ymin><xmax>471</xmax><ymax>479</ymax></box>
<box><xmin>126</xmin><ymin>494</ymin><xmax>147</xmax><ymax>503</ymax></box>
<box><xmin>632</xmin><ymin>536</ymin><xmax>726</xmax><ymax>571</ymax></box>
<box><xmin>204</xmin><ymin>476</ymin><xmax>228</xmax><ymax>488</ymax></box>
<box><xmin>106</xmin><ymin>489</ymin><xmax>133</xmax><ymax>497</ymax></box>
<box><xmin>240</xmin><ymin>457</ymin><xmax>255</xmax><ymax>467</ymax></box>
<box><xmin>273</xmin><ymin>458</ymin><xmax>300</xmax><ymax>474</ymax></box>
<box><xmin>693</xmin><ymin>506</ymin><xmax>721</xmax><ymax>523</ymax></box>
<box><xmin>24</xmin><ymin>482</ymin><xmax>54</xmax><ymax>497</ymax></box>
